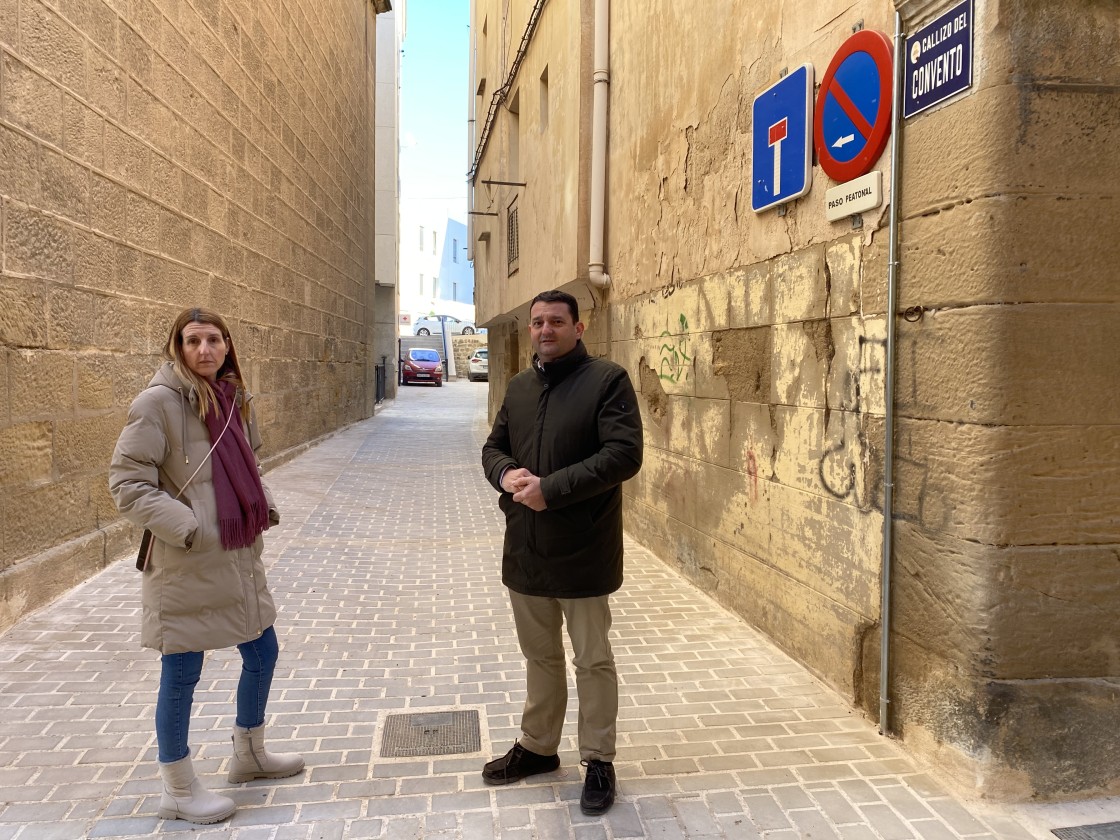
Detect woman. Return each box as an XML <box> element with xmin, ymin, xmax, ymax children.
<box><xmin>110</xmin><ymin>307</ymin><xmax>303</xmax><ymax>825</ymax></box>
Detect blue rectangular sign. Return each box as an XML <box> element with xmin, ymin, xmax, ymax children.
<box><xmin>904</xmin><ymin>0</ymin><xmax>973</xmax><ymax>118</ymax></box>
<box><xmin>751</xmin><ymin>64</ymin><xmax>813</xmax><ymax>213</ymax></box>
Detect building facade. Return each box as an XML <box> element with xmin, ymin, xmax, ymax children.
<box><xmin>468</xmin><ymin>0</ymin><xmax>1120</xmax><ymax>801</ymax></box>
<box><xmin>398</xmin><ymin>214</ymin><xmax>476</xmax><ymax>331</ymax></box>
<box><xmin>0</xmin><ymin>0</ymin><xmax>399</xmax><ymax>631</ymax></box>
<box><xmin>436</xmin><ymin>218</ymin><xmax>474</xmax><ymax>309</ymax></box>
<box><xmin>374</xmin><ymin>2</ymin><xmax>404</xmax><ymax>383</ymax></box>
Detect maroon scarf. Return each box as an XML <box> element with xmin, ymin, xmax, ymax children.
<box><xmin>205</xmin><ymin>381</ymin><xmax>270</xmax><ymax>550</ymax></box>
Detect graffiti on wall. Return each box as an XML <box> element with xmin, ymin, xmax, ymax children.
<box><xmin>659</xmin><ymin>314</ymin><xmax>692</xmax><ymax>383</ymax></box>
<box><xmin>660</xmin><ymin>276</ymin><xmax>685</xmax><ymax>299</ymax></box>
<box><xmin>746</xmin><ymin>449</ymin><xmax>760</xmax><ymax>502</ymax></box>
<box><xmin>819</xmin><ymin>438</ymin><xmax>858</xmax><ymax>500</ymax></box>
<box><xmin>817</xmin><ymin>335</ymin><xmax>886</xmax><ymax>506</ymax></box>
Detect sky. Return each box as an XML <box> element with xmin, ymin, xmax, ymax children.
<box><xmin>399</xmin><ymin>1</ymin><xmax>471</xmax><ymax>224</ymax></box>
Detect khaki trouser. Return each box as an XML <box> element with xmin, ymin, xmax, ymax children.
<box><xmin>508</xmin><ymin>591</ymin><xmax>617</xmax><ymax>762</ymax></box>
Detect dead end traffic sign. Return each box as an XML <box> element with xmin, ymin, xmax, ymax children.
<box><xmin>814</xmin><ymin>30</ymin><xmax>894</xmax><ymax>183</ymax></box>
<box><xmin>751</xmin><ymin>64</ymin><xmax>814</xmax><ymax>213</ymax></box>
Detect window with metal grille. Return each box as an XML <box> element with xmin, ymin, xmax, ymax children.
<box><xmin>507</xmin><ymin>203</ymin><xmax>519</xmax><ymax>268</ymax></box>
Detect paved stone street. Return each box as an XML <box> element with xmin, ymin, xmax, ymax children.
<box><xmin>0</xmin><ymin>380</ymin><xmax>1106</xmax><ymax>838</ymax></box>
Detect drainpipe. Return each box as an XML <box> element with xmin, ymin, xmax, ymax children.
<box><xmin>588</xmin><ymin>0</ymin><xmax>610</xmax><ymax>288</ymax></box>
<box><xmin>879</xmin><ymin>10</ymin><xmax>905</xmax><ymax>737</ymax></box>
<box><xmin>467</xmin><ymin>0</ymin><xmax>477</xmax><ymax>263</ymax></box>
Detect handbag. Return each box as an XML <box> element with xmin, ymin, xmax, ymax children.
<box><xmin>134</xmin><ymin>398</ymin><xmax>238</xmax><ymax>572</ymax></box>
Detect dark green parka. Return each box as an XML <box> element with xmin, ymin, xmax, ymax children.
<box><xmin>482</xmin><ymin>341</ymin><xmax>643</xmax><ymax>598</ymax></box>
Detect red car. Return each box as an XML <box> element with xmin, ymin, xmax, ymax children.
<box><xmin>401</xmin><ymin>348</ymin><xmax>443</xmax><ymax>386</ymax></box>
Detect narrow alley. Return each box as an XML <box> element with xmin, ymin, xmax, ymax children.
<box><xmin>0</xmin><ymin>382</ymin><xmax>1096</xmax><ymax>839</ymax></box>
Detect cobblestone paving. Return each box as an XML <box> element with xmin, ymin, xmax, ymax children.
<box><xmin>0</xmin><ymin>380</ymin><xmax>1055</xmax><ymax>838</ymax></box>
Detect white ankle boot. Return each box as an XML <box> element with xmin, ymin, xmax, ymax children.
<box><xmin>157</xmin><ymin>753</ymin><xmax>236</xmax><ymax>824</ymax></box>
<box><xmin>228</xmin><ymin>724</ymin><xmax>305</xmax><ymax>783</ymax></box>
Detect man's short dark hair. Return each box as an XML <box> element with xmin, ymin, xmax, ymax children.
<box><xmin>530</xmin><ymin>290</ymin><xmax>579</xmax><ymax>323</ymax></box>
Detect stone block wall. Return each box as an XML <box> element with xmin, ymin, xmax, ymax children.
<box><xmin>0</xmin><ymin>0</ymin><xmax>393</xmax><ymax>632</ymax></box>
<box><xmin>450</xmin><ymin>334</ymin><xmax>485</xmax><ymax>378</ymax></box>
<box><xmin>879</xmin><ymin>0</ymin><xmax>1120</xmax><ymax>800</ymax></box>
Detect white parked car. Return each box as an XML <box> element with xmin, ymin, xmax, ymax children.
<box><xmin>414</xmin><ymin>315</ymin><xmax>477</xmax><ymax>336</ymax></box>
<box><xmin>467</xmin><ymin>347</ymin><xmax>488</xmax><ymax>382</ymax></box>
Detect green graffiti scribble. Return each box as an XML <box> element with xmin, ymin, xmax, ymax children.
<box><xmin>658</xmin><ymin>315</ymin><xmax>692</xmax><ymax>383</ymax></box>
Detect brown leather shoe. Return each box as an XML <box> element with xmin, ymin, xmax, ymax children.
<box><xmin>482</xmin><ymin>742</ymin><xmax>560</xmax><ymax>785</ymax></box>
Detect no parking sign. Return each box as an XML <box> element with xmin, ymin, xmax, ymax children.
<box><xmin>814</xmin><ymin>30</ymin><xmax>894</xmax><ymax>183</ymax></box>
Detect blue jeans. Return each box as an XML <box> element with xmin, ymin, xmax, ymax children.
<box><xmin>156</xmin><ymin>626</ymin><xmax>279</xmax><ymax>763</ymax></box>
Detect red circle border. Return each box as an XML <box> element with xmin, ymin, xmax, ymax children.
<box><xmin>813</xmin><ymin>29</ymin><xmax>894</xmax><ymax>183</ymax></box>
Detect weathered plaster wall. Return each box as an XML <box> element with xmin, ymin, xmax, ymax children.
<box><xmin>0</xmin><ymin>0</ymin><xmax>392</xmax><ymax>632</ymax></box>
<box><xmin>614</xmin><ymin>242</ymin><xmax>889</xmax><ymax>703</ymax></box>
<box><xmin>604</xmin><ymin>0</ymin><xmax>896</xmax><ymax>706</ymax></box>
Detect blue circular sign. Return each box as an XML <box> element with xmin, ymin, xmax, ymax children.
<box><xmin>814</xmin><ymin>30</ymin><xmax>894</xmax><ymax>182</ymax></box>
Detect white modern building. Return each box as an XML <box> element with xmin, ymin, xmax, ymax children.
<box><xmin>398</xmin><ymin>213</ymin><xmax>476</xmax><ymax>332</ymax></box>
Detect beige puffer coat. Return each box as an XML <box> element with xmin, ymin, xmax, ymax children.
<box><xmin>109</xmin><ymin>363</ymin><xmax>279</xmax><ymax>655</ymax></box>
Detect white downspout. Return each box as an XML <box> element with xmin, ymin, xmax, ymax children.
<box><xmin>588</xmin><ymin>0</ymin><xmax>610</xmax><ymax>288</ymax></box>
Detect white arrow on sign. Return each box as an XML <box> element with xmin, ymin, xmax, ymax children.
<box><xmin>832</xmin><ymin>134</ymin><xmax>855</xmax><ymax>149</ymax></box>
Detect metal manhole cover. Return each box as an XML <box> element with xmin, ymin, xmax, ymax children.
<box><xmin>1053</xmin><ymin>823</ymin><xmax>1120</xmax><ymax>840</ymax></box>
<box><xmin>380</xmin><ymin>710</ymin><xmax>481</xmax><ymax>758</ymax></box>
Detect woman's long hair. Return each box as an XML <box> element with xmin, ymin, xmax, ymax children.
<box><xmin>164</xmin><ymin>307</ymin><xmax>251</xmax><ymax>423</ymax></box>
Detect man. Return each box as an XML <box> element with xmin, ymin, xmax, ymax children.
<box><xmin>481</xmin><ymin>290</ymin><xmax>643</xmax><ymax>816</ymax></box>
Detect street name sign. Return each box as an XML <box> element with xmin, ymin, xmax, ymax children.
<box><xmin>904</xmin><ymin>0</ymin><xmax>973</xmax><ymax>118</ymax></box>
<box><xmin>751</xmin><ymin>63</ymin><xmax>814</xmax><ymax>213</ymax></box>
